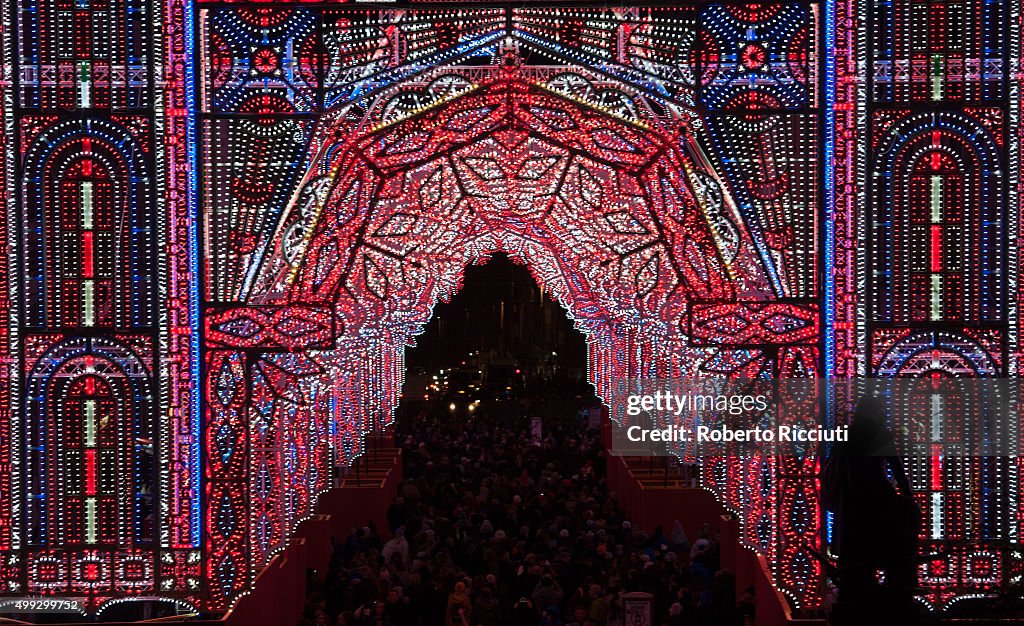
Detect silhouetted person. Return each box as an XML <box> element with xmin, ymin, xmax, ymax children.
<box><xmin>823</xmin><ymin>395</ymin><xmax>920</xmax><ymax>624</ymax></box>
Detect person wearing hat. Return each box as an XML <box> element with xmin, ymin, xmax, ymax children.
<box><xmin>446</xmin><ymin>581</ymin><xmax>472</xmax><ymax>626</ymax></box>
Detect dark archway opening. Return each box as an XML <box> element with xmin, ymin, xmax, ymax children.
<box><xmin>402</xmin><ymin>253</ymin><xmax>591</xmax><ymax>420</ymax></box>
<box><xmin>406</xmin><ymin>253</ymin><xmax>586</xmax><ymax>378</ymax></box>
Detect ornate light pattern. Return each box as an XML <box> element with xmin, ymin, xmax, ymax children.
<box><xmin>832</xmin><ymin>0</ymin><xmax>1020</xmax><ymax>612</ymax></box>
<box><xmin>19</xmin><ymin>116</ymin><xmax>155</xmax><ymax>328</ymax></box>
<box><xmin>870</xmin><ymin>110</ymin><xmax>1003</xmax><ymax>325</ymax></box>
<box><xmin>23</xmin><ymin>336</ymin><xmax>155</xmax><ymax>595</ymax></box>
<box><xmin>195</xmin><ymin>5</ymin><xmax>822</xmax><ymax>612</ymax></box>
<box><xmin>0</xmin><ymin>0</ymin><xmax>200</xmax><ymax>611</ymax></box>
<box><xmin>0</xmin><ymin>0</ymin><xmax>1019</xmax><ymax>618</ymax></box>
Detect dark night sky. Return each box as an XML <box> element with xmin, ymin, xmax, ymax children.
<box><xmin>405</xmin><ymin>253</ymin><xmax>587</xmax><ymax>373</ymax></box>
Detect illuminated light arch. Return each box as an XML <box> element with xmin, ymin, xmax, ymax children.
<box><xmin>871</xmin><ymin>329</ymin><xmax>1009</xmax><ymax>609</ymax></box>
<box><xmin>193</xmin><ymin>7</ymin><xmax>833</xmax><ymax>607</ymax></box>
<box><xmin>23</xmin><ymin>336</ymin><xmax>155</xmax><ymax>602</ymax></box>
<box><xmin>251</xmin><ymin>76</ymin><xmax>775</xmax><ymax>405</ymax></box>
<box><xmin>20</xmin><ymin>117</ymin><xmax>155</xmax><ymax>329</ymax></box>
<box><xmin>193</xmin><ymin>71</ymin><xmax>828</xmax><ymax>613</ymax></box>
<box><xmin>871</xmin><ymin>111</ymin><xmax>1004</xmax><ymax>325</ymax></box>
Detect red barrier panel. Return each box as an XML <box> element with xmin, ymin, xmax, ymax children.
<box><xmin>606</xmin><ymin>455</ymin><xmax>724</xmax><ymax>541</ymax></box>
<box><xmin>225</xmin><ymin>538</ymin><xmax>305</xmax><ymax>626</ymax></box>
<box><xmin>296</xmin><ymin>514</ymin><xmax>332</xmax><ymax>579</ymax></box>
<box><xmin>754</xmin><ymin>553</ymin><xmax>793</xmax><ymax>626</ymax></box>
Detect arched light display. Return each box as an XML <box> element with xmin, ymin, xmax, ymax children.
<box><xmin>23</xmin><ymin>337</ymin><xmax>156</xmax><ymax>595</ymax></box>
<box><xmin>198</xmin><ymin>5</ymin><xmax>821</xmax><ymax>612</ymax></box>
<box><xmin>0</xmin><ymin>0</ymin><xmax>1019</xmax><ymax>618</ymax></box>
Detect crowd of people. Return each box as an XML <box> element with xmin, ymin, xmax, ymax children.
<box><xmin>299</xmin><ymin>387</ymin><xmax>752</xmax><ymax>626</ymax></box>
